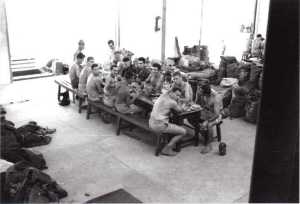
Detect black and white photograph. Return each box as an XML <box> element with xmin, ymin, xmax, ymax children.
<box><xmin>0</xmin><ymin>0</ymin><xmax>298</xmax><ymax>203</ymax></box>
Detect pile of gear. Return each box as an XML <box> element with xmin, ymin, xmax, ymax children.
<box><xmin>0</xmin><ymin>105</ymin><xmax>68</xmax><ymax>202</ymax></box>
<box><xmin>178</xmin><ymin>45</ymin><xmax>211</xmax><ymax>72</ymax></box>
<box><xmin>216</xmin><ymin>56</ymin><xmax>263</xmax><ymax>123</ymax></box>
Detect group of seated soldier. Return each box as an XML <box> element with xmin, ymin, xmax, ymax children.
<box><xmin>70</xmin><ymin>43</ymin><xmax>225</xmax><ymax>156</ymax></box>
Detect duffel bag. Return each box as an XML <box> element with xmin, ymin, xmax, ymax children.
<box><xmin>244</xmin><ymin>100</ymin><xmax>260</xmax><ymax>123</ymax></box>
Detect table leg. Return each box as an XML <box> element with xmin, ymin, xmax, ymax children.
<box><xmin>57</xmin><ymin>85</ymin><xmax>61</xmax><ymax>102</ymax></box>
<box><xmin>194</xmin><ymin>123</ymin><xmax>200</xmax><ymax>146</ymax></box>
<box><xmin>116</xmin><ymin>116</ymin><xmax>121</xmax><ymax>135</ymax></box>
<box><xmin>86</xmin><ymin>103</ymin><xmax>91</xmax><ymax>120</ymax></box>
<box><xmin>202</xmin><ymin>129</ymin><xmax>209</xmax><ymax>146</ymax></box>
<box><xmin>216</xmin><ymin>122</ymin><xmax>222</xmax><ymax>142</ymax></box>
<box><xmin>187</xmin><ymin>113</ymin><xmax>201</xmax><ymax>146</ymax></box>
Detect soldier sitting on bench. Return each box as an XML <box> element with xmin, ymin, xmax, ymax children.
<box><xmin>86</xmin><ymin>64</ymin><xmax>104</xmax><ymax>102</ymax></box>
<box><xmin>149</xmin><ymin>87</ymin><xmax>186</xmax><ymax>156</ymax></box>
<box><xmin>114</xmin><ymin>71</ymin><xmax>141</xmax><ymax>114</ymax></box>
<box><xmin>195</xmin><ymin>83</ymin><xmax>223</xmax><ymax>154</ymax></box>
<box><xmin>103</xmin><ymin>65</ymin><xmax>119</xmax><ymax>107</ymax></box>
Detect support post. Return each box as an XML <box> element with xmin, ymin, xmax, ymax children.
<box><xmin>199</xmin><ymin>0</ymin><xmax>204</xmax><ymax>46</ymax></box>
<box><xmin>161</xmin><ymin>0</ymin><xmax>166</xmax><ymax>62</ymax></box>
<box><xmin>249</xmin><ymin>0</ymin><xmax>299</xmax><ymax>202</ymax></box>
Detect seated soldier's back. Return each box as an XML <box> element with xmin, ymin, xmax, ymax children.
<box><xmin>86</xmin><ymin>75</ymin><xmax>103</xmax><ymax>101</ymax></box>
<box><xmin>78</xmin><ymin>66</ymin><xmax>92</xmax><ymax>94</ymax></box>
<box><xmin>114</xmin><ymin>81</ymin><xmax>130</xmax><ymax>105</ymax></box>
<box><xmin>150</xmin><ymin>93</ymin><xmax>176</xmax><ymax>122</ymax></box>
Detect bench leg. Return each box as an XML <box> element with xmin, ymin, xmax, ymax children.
<box><xmin>202</xmin><ymin>129</ymin><xmax>209</xmax><ymax>146</ymax></box>
<box><xmin>155</xmin><ymin>134</ymin><xmax>163</xmax><ymax>156</ymax></box>
<box><xmin>174</xmin><ymin>141</ymin><xmax>182</xmax><ymax>152</ymax></box>
<box><xmin>78</xmin><ymin>97</ymin><xmax>83</xmax><ymax>113</ymax></box>
<box><xmin>216</xmin><ymin>123</ymin><xmax>222</xmax><ymax>142</ymax></box>
<box><xmin>116</xmin><ymin>116</ymin><xmax>121</xmax><ymax>136</ymax></box>
<box><xmin>194</xmin><ymin>124</ymin><xmax>200</xmax><ymax>146</ymax></box>
<box><xmin>86</xmin><ymin>103</ymin><xmax>91</xmax><ymax>120</ymax></box>
<box><xmin>57</xmin><ymin>85</ymin><xmax>62</xmax><ymax>102</ymax></box>
<box><xmin>78</xmin><ymin>97</ymin><xmax>87</xmax><ymax>113</ymax></box>
<box><xmin>72</xmin><ymin>93</ymin><xmax>76</xmax><ymax>104</ymax></box>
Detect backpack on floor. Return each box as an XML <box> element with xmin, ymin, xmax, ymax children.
<box><xmin>244</xmin><ymin>90</ymin><xmax>261</xmax><ymax>123</ymax></box>
<box><xmin>19</xmin><ymin>149</ymin><xmax>48</xmax><ymax>170</ymax></box>
<box><xmin>5</xmin><ymin>162</ymin><xmax>67</xmax><ymax>203</ymax></box>
<box><xmin>16</xmin><ymin>122</ymin><xmax>52</xmax><ymax>148</ymax></box>
<box><xmin>59</xmin><ymin>91</ymin><xmax>70</xmax><ymax>106</ymax></box>
<box><xmin>244</xmin><ymin>100</ymin><xmax>260</xmax><ymax>123</ymax></box>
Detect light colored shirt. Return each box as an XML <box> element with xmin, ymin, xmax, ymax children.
<box><xmin>69</xmin><ymin>63</ymin><xmax>83</xmax><ymax>82</ymax></box>
<box><xmin>108</xmin><ymin>47</ymin><xmax>116</xmax><ymax>64</ymax></box>
<box><xmin>183</xmin><ymin>82</ymin><xmax>193</xmax><ymax>102</ymax></box>
<box><xmin>78</xmin><ymin>66</ymin><xmax>92</xmax><ymax>95</ymax></box>
<box><xmin>251</xmin><ymin>38</ymin><xmax>264</xmax><ymax>57</ymax></box>
<box><xmin>103</xmin><ymin>74</ymin><xmax>117</xmax><ymax>106</ymax></box>
<box><xmin>86</xmin><ymin>74</ymin><xmax>104</xmax><ymax>101</ymax></box>
<box><xmin>150</xmin><ymin>93</ymin><xmax>178</xmax><ymax>122</ymax></box>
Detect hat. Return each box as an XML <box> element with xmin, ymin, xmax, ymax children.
<box><xmin>220</xmin><ymin>78</ymin><xmax>238</xmax><ymax>87</ymax></box>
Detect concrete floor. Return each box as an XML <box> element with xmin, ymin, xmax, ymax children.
<box><xmin>0</xmin><ymin>77</ymin><xmax>256</xmax><ymax>203</ymax></box>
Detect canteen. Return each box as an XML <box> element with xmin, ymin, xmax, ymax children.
<box><xmin>219</xmin><ymin>142</ymin><xmax>227</xmax><ymax>156</ymax></box>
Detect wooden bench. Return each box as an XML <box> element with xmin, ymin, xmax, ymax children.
<box><xmin>86</xmin><ymin>98</ymin><xmax>223</xmax><ymax>156</ymax></box>
<box><xmin>86</xmin><ymin>99</ymin><xmax>173</xmax><ymax>156</ymax></box>
<box><xmin>117</xmin><ymin>112</ymin><xmax>176</xmax><ymax>156</ymax></box>
<box><xmin>54</xmin><ymin>77</ymin><xmax>87</xmax><ymax>113</ymax></box>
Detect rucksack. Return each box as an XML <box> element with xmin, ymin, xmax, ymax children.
<box><xmin>229</xmin><ymin>96</ymin><xmax>247</xmax><ymax>118</ymax></box>
<box><xmin>59</xmin><ymin>91</ymin><xmax>70</xmax><ymax>106</ymax></box>
<box><xmin>226</xmin><ymin>63</ymin><xmax>240</xmax><ymax>78</ymax></box>
<box><xmin>4</xmin><ymin>162</ymin><xmax>67</xmax><ymax>203</ymax></box>
<box><xmin>16</xmin><ymin>122</ymin><xmax>52</xmax><ymax>148</ymax></box>
<box><xmin>217</xmin><ymin>56</ymin><xmax>238</xmax><ymax>83</ymax></box>
<box><xmin>249</xmin><ymin>64</ymin><xmax>262</xmax><ymax>87</ymax></box>
<box><xmin>245</xmin><ymin>89</ymin><xmax>261</xmax><ymax>123</ymax></box>
<box><xmin>244</xmin><ymin>100</ymin><xmax>260</xmax><ymax>123</ymax></box>
<box><xmin>19</xmin><ymin>149</ymin><xmax>48</xmax><ymax>170</ymax></box>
